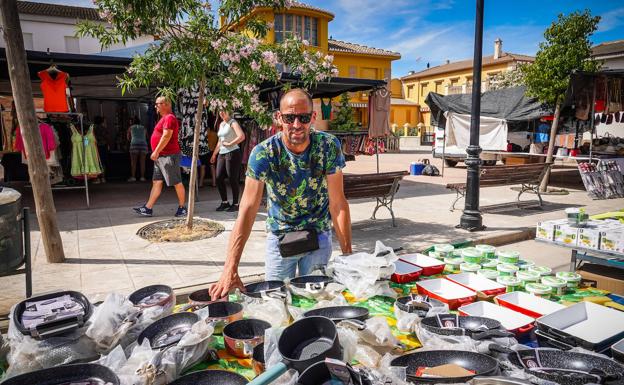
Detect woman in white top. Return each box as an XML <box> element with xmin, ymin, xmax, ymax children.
<box><xmin>211</xmin><ymin>110</ymin><xmax>245</xmax><ymax>212</ymax></box>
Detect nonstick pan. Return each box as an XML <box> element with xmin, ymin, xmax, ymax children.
<box><xmin>420</xmin><ymin>314</ymin><xmax>512</xmax><ymax>340</ymax></box>
<box><xmin>223</xmin><ymin>318</ymin><xmax>272</xmax><ymax>358</ymax></box>
<box><xmin>1</xmin><ymin>363</ymin><xmax>120</xmax><ymax>385</ymax></box>
<box><xmin>395</xmin><ymin>295</ymin><xmax>446</xmax><ymax>318</ymax></box>
<box><xmin>290</xmin><ymin>275</ymin><xmax>334</xmax><ymax>291</ymax></box>
<box><xmin>247</xmin><ymin>316</ymin><xmax>342</xmax><ymax>385</ymax></box>
<box><xmin>138</xmin><ymin>312</ymin><xmax>199</xmax><ymax>349</ymax></box>
<box><xmin>204</xmin><ymin>301</ymin><xmax>244</xmax><ymax>333</ymax></box>
<box><xmin>391</xmin><ymin>350</ymin><xmax>499</xmax><ymax>383</ymax></box>
<box><xmin>169</xmin><ymin>369</ymin><xmax>248</xmax><ymax>385</ymax></box>
<box><xmin>244</xmin><ymin>280</ymin><xmax>286</xmax><ymax>298</ymax></box>
<box><xmin>129</xmin><ymin>284</ymin><xmax>174</xmax><ymax>308</ymax></box>
<box><xmin>491</xmin><ymin>346</ymin><xmax>624</xmax><ymax>385</ymax></box>
<box><xmin>303</xmin><ymin>306</ymin><xmax>369</xmax><ymax>323</ymax></box>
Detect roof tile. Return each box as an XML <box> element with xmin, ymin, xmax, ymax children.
<box><xmin>18</xmin><ymin>1</ymin><xmax>101</xmax><ymax>21</ymax></box>
<box><xmin>328</xmin><ymin>39</ymin><xmax>401</xmax><ymax>58</ymax></box>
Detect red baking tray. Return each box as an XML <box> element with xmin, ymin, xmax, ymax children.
<box><xmin>416</xmin><ymin>278</ymin><xmax>476</xmax><ymax>310</ymax></box>
<box><xmin>391</xmin><ymin>260</ymin><xmax>423</xmax><ymax>284</ymax></box>
<box><xmin>458</xmin><ymin>301</ymin><xmax>535</xmax><ymax>336</ymax></box>
<box><xmin>398</xmin><ymin>253</ymin><xmax>445</xmax><ymax>276</ymax></box>
<box><xmin>495</xmin><ymin>291</ymin><xmax>565</xmax><ymax>319</ymax></box>
<box><xmin>446</xmin><ymin>273</ymin><xmax>506</xmax><ymax>297</ymax></box>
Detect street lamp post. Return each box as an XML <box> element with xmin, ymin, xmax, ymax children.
<box><xmin>459</xmin><ymin>0</ymin><xmax>485</xmax><ymax>231</ymax></box>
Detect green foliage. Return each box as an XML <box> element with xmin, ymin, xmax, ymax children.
<box><xmin>522</xmin><ymin>9</ymin><xmax>600</xmax><ymax>106</ymax></box>
<box><xmin>329</xmin><ymin>93</ymin><xmax>357</xmax><ymax>131</ymax></box>
<box><xmin>76</xmin><ymin>0</ymin><xmax>337</xmax><ymax>127</ymax></box>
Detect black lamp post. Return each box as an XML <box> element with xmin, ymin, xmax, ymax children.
<box><xmin>459</xmin><ymin>0</ymin><xmax>485</xmax><ymax>231</ymax></box>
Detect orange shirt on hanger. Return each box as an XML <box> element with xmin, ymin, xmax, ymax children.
<box><xmin>38</xmin><ymin>70</ymin><xmax>69</xmax><ymax>113</ymax></box>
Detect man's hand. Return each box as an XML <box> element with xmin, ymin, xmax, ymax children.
<box><xmin>150</xmin><ymin>151</ymin><xmax>159</xmax><ymax>161</ymax></box>
<box><xmin>209</xmin><ymin>270</ymin><xmax>245</xmax><ymax>299</ymax></box>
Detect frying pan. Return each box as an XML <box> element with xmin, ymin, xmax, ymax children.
<box><xmin>244</xmin><ymin>280</ymin><xmax>287</xmax><ymax>299</ymax></box>
<box><xmin>223</xmin><ymin>318</ymin><xmax>272</xmax><ymax>358</ymax></box>
<box><xmin>252</xmin><ymin>342</ymin><xmax>265</xmax><ymax>376</ymax></box>
<box><xmin>289</xmin><ymin>275</ymin><xmax>334</xmax><ymax>291</ymax></box>
<box><xmin>169</xmin><ymin>369</ymin><xmax>248</xmax><ymax>385</ymax></box>
<box><xmin>420</xmin><ymin>314</ymin><xmax>512</xmax><ymax>340</ymax></box>
<box><xmin>303</xmin><ymin>306</ymin><xmax>369</xmax><ymax>324</ymax></box>
<box><xmin>391</xmin><ymin>350</ymin><xmax>499</xmax><ymax>383</ymax></box>
<box><xmin>178</xmin><ymin>288</ymin><xmax>221</xmax><ymax>312</ymax></box>
<box><xmin>204</xmin><ymin>301</ymin><xmax>244</xmax><ymax>334</ymax></box>
<box><xmin>395</xmin><ymin>295</ymin><xmax>446</xmax><ymax>317</ymax></box>
<box><xmin>138</xmin><ymin>312</ymin><xmax>199</xmax><ymax>349</ymax></box>
<box><xmin>1</xmin><ymin>363</ymin><xmax>120</xmax><ymax>385</ymax></box>
<box><xmin>129</xmin><ymin>284</ymin><xmax>174</xmax><ymax>309</ymax></box>
<box><xmin>247</xmin><ymin>316</ymin><xmax>342</xmax><ymax>385</ymax></box>
<box><xmin>491</xmin><ymin>346</ymin><xmax>624</xmax><ymax>385</ymax></box>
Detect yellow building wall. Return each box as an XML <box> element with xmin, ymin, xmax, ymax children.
<box><xmin>391</xmin><ymin>78</ymin><xmax>403</xmax><ymax>98</ymax></box>
<box><xmin>390</xmin><ymin>105</ymin><xmax>419</xmax><ymax>127</ymax></box>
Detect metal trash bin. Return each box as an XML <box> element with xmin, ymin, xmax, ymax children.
<box><xmin>0</xmin><ymin>187</ymin><xmax>23</xmax><ymax>273</ymax></box>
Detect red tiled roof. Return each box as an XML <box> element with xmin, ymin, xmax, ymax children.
<box><xmin>592</xmin><ymin>39</ymin><xmax>624</xmax><ymax>58</ymax></box>
<box><xmin>17</xmin><ymin>1</ymin><xmax>102</xmax><ymax>21</ymax></box>
<box><xmin>328</xmin><ymin>39</ymin><xmax>401</xmax><ymax>58</ymax></box>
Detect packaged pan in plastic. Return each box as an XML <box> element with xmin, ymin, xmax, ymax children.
<box><xmin>12</xmin><ymin>290</ymin><xmax>92</xmax><ymax>339</ymax></box>
<box><xmin>1</xmin><ymin>363</ymin><xmax>119</xmax><ymax>385</ymax></box>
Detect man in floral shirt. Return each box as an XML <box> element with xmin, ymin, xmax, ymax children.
<box><xmin>210</xmin><ymin>88</ymin><xmax>352</xmax><ymax>298</ymax></box>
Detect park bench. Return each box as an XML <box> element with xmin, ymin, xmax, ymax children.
<box><xmin>446</xmin><ymin>163</ymin><xmax>552</xmax><ymax>211</ymax></box>
<box><xmin>343</xmin><ymin>171</ymin><xmax>409</xmax><ymax>227</ymax></box>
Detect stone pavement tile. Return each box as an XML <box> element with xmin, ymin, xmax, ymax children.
<box><xmin>81</xmin><ymin>267</ymin><xmax>134</xmax><ymax>293</ymax></box>
<box><xmin>32</xmin><ymin>269</ymin><xmax>82</xmax><ymax>294</ymax></box>
<box><xmin>127</xmin><ymin>265</ymin><xmax>184</xmax><ymax>288</ymax></box>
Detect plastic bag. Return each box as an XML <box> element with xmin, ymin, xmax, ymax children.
<box><xmin>263</xmin><ymin>327</ymin><xmax>299</xmax><ymax>385</ymax></box>
<box><xmin>242</xmin><ymin>296</ymin><xmax>290</xmax><ymax>327</ymax></box>
<box><xmin>413</xmin><ymin>322</ymin><xmax>479</xmax><ymax>352</ymax></box>
<box><xmin>287</xmin><ymin>280</ymin><xmax>346</xmax><ymax>301</ymax></box>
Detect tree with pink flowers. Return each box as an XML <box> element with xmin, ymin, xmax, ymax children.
<box><xmin>77</xmin><ymin>0</ymin><xmax>337</xmax><ymax>229</ymax></box>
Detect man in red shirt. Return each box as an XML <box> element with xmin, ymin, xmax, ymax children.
<box><xmin>133</xmin><ymin>96</ymin><xmax>187</xmax><ymax>217</ymax></box>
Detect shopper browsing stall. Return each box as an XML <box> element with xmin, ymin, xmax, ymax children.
<box><xmin>127</xmin><ymin>117</ymin><xmax>148</xmax><ymax>182</ymax></box>
<box><xmin>211</xmin><ymin>110</ymin><xmax>245</xmax><ymax>212</ymax></box>
<box><xmin>209</xmin><ymin>89</ymin><xmax>352</xmax><ymax>299</ymax></box>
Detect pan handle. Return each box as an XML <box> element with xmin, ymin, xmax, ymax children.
<box><xmin>248</xmin><ymin>362</ymin><xmax>288</xmax><ymax>385</ymax></box>
<box><xmin>488</xmin><ymin>343</ymin><xmax>514</xmax><ymax>355</ymax></box>
<box><xmin>337</xmin><ymin>319</ymin><xmax>367</xmax><ymax>330</ymax></box>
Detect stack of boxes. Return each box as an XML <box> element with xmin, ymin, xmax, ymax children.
<box><xmin>536</xmin><ymin>218</ymin><xmax>623</xmax><ymax>253</ymax></box>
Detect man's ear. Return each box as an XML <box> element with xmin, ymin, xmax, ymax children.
<box><xmin>276</xmin><ymin>111</ymin><xmax>284</xmax><ymax>125</ymax></box>
<box><xmin>310</xmin><ymin>110</ymin><xmax>317</xmax><ymax>124</ymax></box>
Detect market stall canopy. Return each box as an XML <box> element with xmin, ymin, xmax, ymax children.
<box><xmin>425</xmin><ymin>86</ymin><xmax>552</xmax><ymax>129</ymax></box>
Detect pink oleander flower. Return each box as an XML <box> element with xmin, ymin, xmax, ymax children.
<box><xmin>224</xmin><ymin>77</ymin><xmax>232</xmax><ymax>86</ymax></box>
<box><xmin>251</xmin><ymin>61</ymin><xmax>261</xmax><ymax>71</ymax></box>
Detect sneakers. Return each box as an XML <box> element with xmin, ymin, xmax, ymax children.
<box><xmin>175</xmin><ymin>206</ymin><xmax>188</xmax><ymax>217</ymax></box>
<box><xmin>127</xmin><ymin>177</ymin><xmax>136</xmax><ymax>182</ymax></box>
<box><xmin>139</xmin><ymin>177</ymin><xmax>146</xmax><ymax>182</ymax></box>
<box><xmin>216</xmin><ymin>202</ymin><xmax>230</xmax><ymax>211</ymax></box>
<box><xmin>133</xmin><ymin>204</ymin><xmax>153</xmax><ymax>217</ymax></box>
<box><xmin>226</xmin><ymin>204</ymin><xmax>239</xmax><ymax>212</ymax></box>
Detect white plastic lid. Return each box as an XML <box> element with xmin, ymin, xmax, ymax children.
<box><xmin>434</xmin><ymin>244</ymin><xmax>454</xmax><ymax>253</ymax></box>
<box><xmin>498</xmin><ymin>250</ymin><xmax>520</xmax><ymax>259</ymax></box>
<box><xmin>525</xmin><ymin>282</ymin><xmax>551</xmax><ymax>294</ymax></box>
<box><xmin>444</xmin><ymin>256</ymin><xmax>463</xmax><ymax>264</ymax></box>
<box><xmin>517</xmin><ymin>270</ymin><xmax>540</xmax><ymax>281</ymax></box>
<box><xmin>461</xmin><ymin>248</ymin><xmax>482</xmax><ymax>258</ymax></box>
<box><xmin>475</xmin><ymin>244</ymin><xmax>496</xmax><ymax>252</ymax></box>
<box><xmin>541</xmin><ymin>276</ymin><xmax>566</xmax><ymax>288</ymax></box>
<box><xmin>497</xmin><ymin>276</ymin><xmax>521</xmax><ymax>286</ymax></box>
<box><xmin>460</xmin><ymin>262</ymin><xmax>481</xmax><ymax>272</ymax></box>
<box><xmin>556</xmin><ymin>271</ymin><xmax>582</xmax><ymax>282</ymax></box>
<box><xmin>529</xmin><ymin>266</ymin><xmax>553</xmax><ymax>276</ymax></box>
<box><xmin>497</xmin><ymin>263</ymin><xmax>519</xmax><ymax>273</ymax></box>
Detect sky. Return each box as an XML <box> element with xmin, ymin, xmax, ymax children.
<box><xmin>40</xmin><ymin>0</ymin><xmax>624</xmax><ymax>77</ymax></box>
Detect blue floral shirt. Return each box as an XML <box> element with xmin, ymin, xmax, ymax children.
<box><xmin>246</xmin><ymin>130</ymin><xmax>346</xmax><ymax>234</ymax></box>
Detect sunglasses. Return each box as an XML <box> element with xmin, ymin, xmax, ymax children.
<box><xmin>281</xmin><ymin>112</ymin><xmax>313</xmax><ymax>124</ymax></box>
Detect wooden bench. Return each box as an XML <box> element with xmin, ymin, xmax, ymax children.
<box><xmin>343</xmin><ymin>171</ymin><xmax>409</xmax><ymax>227</ymax></box>
<box><xmin>446</xmin><ymin>163</ymin><xmax>552</xmax><ymax>211</ymax></box>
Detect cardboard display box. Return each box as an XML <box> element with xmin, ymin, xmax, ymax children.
<box><xmin>577</xmin><ymin>263</ymin><xmax>624</xmax><ymax>295</ymax></box>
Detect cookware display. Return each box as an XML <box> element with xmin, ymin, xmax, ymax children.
<box><xmin>138</xmin><ymin>312</ymin><xmax>199</xmax><ymax>349</ymax></box>
<box><xmin>399</xmin><ymin>253</ymin><xmax>446</xmax><ymax>276</ymax></box>
<box><xmin>169</xmin><ymin>369</ymin><xmax>248</xmax><ymax>385</ymax></box>
<box><xmin>395</xmin><ymin>294</ymin><xmax>446</xmax><ymax>317</ymax></box>
<box><xmin>495</xmin><ymin>291</ymin><xmax>565</xmax><ymax>318</ymax></box>
<box><xmin>458</xmin><ymin>301</ymin><xmax>534</xmax><ymax>336</ymax></box>
<box><xmin>420</xmin><ymin>314</ymin><xmax>512</xmax><ymax>340</ymax></box>
<box><xmin>223</xmin><ymin>318</ymin><xmax>272</xmax><ymax>358</ymax></box>
<box><xmin>204</xmin><ymin>301</ymin><xmax>244</xmax><ymax>333</ymax></box>
<box><xmin>289</xmin><ymin>275</ymin><xmax>334</xmax><ymax>291</ymax></box>
<box><xmin>417</xmin><ymin>278</ymin><xmax>477</xmax><ymax>309</ymax></box>
<box><xmin>128</xmin><ymin>284</ymin><xmax>174</xmax><ymax>309</ymax></box>
<box><xmin>535</xmin><ymin>301</ymin><xmax>624</xmax><ymax>352</ymax></box>
<box><xmin>303</xmin><ymin>306</ymin><xmax>369</xmax><ymax>324</ymax></box>
<box><xmin>244</xmin><ymin>280</ymin><xmax>287</xmax><ymax>299</ymax></box>
<box><xmin>247</xmin><ymin>316</ymin><xmax>342</xmax><ymax>385</ymax></box>
<box><xmin>447</xmin><ymin>273</ymin><xmax>506</xmax><ymax>297</ymax></box>
<box><xmin>1</xmin><ymin>363</ymin><xmax>120</xmax><ymax>385</ymax></box>
<box><xmin>391</xmin><ymin>350</ymin><xmax>499</xmax><ymax>383</ymax></box>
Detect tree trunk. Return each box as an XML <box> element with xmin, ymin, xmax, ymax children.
<box><xmin>539</xmin><ymin>101</ymin><xmax>561</xmax><ymax>192</ymax></box>
<box><xmin>0</xmin><ymin>0</ymin><xmax>65</xmax><ymax>262</ymax></box>
<box><xmin>186</xmin><ymin>78</ymin><xmax>206</xmax><ymax>229</ymax></box>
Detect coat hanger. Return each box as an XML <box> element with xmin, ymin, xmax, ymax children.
<box><xmin>47</xmin><ymin>60</ymin><xmax>60</xmax><ymax>77</ymax></box>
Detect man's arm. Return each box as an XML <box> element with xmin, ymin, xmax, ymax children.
<box><xmin>328</xmin><ymin>170</ymin><xmax>352</xmax><ymax>255</ymax></box>
<box><xmin>209</xmin><ymin>177</ymin><xmax>265</xmax><ymax>298</ymax></box>
<box><xmin>151</xmin><ymin>129</ymin><xmax>173</xmax><ymax>160</ymax></box>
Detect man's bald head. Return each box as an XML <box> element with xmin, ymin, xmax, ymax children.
<box><xmin>279</xmin><ymin>88</ymin><xmax>313</xmax><ymax>111</ymax></box>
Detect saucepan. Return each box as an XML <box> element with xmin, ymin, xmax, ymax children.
<box><xmin>204</xmin><ymin>301</ymin><xmax>244</xmax><ymax>334</ymax></box>
<box><xmin>252</xmin><ymin>342</ymin><xmax>265</xmax><ymax>376</ymax></box>
<box><xmin>178</xmin><ymin>288</ymin><xmax>222</xmax><ymax>312</ymax></box>
<box><xmin>223</xmin><ymin>318</ymin><xmax>272</xmax><ymax>358</ymax></box>
<box><xmin>247</xmin><ymin>316</ymin><xmax>343</xmax><ymax>385</ymax></box>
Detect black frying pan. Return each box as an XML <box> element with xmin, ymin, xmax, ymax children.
<box><xmin>1</xmin><ymin>363</ymin><xmax>120</xmax><ymax>385</ymax></box>
<box><xmin>129</xmin><ymin>284</ymin><xmax>174</xmax><ymax>308</ymax></box>
<box><xmin>290</xmin><ymin>275</ymin><xmax>334</xmax><ymax>291</ymax></box>
<box><xmin>169</xmin><ymin>369</ymin><xmax>248</xmax><ymax>385</ymax></box>
<box><xmin>492</xmin><ymin>346</ymin><xmax>624</xmax><ymax>385</ymax></box>
<box><xmin>391</xmin><ymin>350</ymin><xmax>499</xmax><ymax>383</ymax></box>
<box><xmin>303</xmin><ymin>306</ymin><xmax>369</xmax><ymax>323</ymax></box>
<box><xmin>244</xmin><ymin>280</ymin><xmax>286</xmax><ymax>298</ymax></box>
<box><xmin>138</xmin><ymin>312</ymin><xmax>199</xmax><ymax>349</ymax></box>
<box><xmin>421</xmin><ymin>314</ymin><xmax>512</xmax><ymax>340</ymax></box>
<box><xmin>395</xmin><ymin>295</ymin><xmax>445</xmax><ymax>317</ymax></box>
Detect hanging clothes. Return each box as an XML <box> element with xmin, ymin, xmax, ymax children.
<box><xmin>320</xmin><ymin>98</ymin><xmax>332</xmax><ymax>120</ymax></box>
<box><xmin>71</xmin><ymin>124</ymin><xmax>102</xmax><ymax>177</ymax></box>
<box><xmin>14</xmin><ymin>122</ymin><xmax>57</xmax><ymax>159</ymax></box>
<box><xmin>38</xmin><ymin>70</ymin><xmax>70</xmax><ymax>113</ymax></box>
<box><xmin>368</xmin><ymin>87</ymin><xmax>391</xmax><ymax>138</ymax></box>
<box><xmin>177</xmin><ymin>85</ymin><xmax>211</xmax><ymax>157</ymax></box>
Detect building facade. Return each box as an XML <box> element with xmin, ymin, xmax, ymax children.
<box><xmin>592</xmin><ymin>39</ymin><xmax>624</xmax><ymax>70</ymax></box>
<box><xmin>401</xmin><ymin>39</ymin><xmax>534</xmax><ymax>127</ymax></box>
<box><xmin>0</xmin><ymin>1</ymin><xmax>153</xmax><ymax>54</ymax></box>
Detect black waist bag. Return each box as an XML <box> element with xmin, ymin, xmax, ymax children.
<box><xmin>278</xmin><ymin>229</ymin><xmax>319</xmax><ymax>258</ymax></box>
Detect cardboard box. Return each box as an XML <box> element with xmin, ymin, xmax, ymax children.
<box><xmin>578</xmin><ymin>226</ymin><xmax>601</xmax><ymax>250</ymax></box>
<box><xmin>554</xmin><ymin>224</ymin><xmax>579</xmax><ymax>245</ymax></box>
<box><xmin>600</xmin><ymin>229</ymin><xmax>624</xmax><ymax>253</ymax></box>
<box><xmin>577</xmin><ymin>264</ymin><xmax>624</xmax><ymax>295</ymax></box>
<box><xmin>536</xmin><ymin>221</ymin><xmax>557</xmax><ymax>241</ymax></box>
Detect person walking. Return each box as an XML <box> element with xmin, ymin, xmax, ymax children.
<box><xmin>127</xmin><ymin>116</ymin><xmax>147</xmax><ymax>182</ymax></box>
<box><xmin>133</xmin><ymin>96</ymin><xmax>187</xmax><ymax>217</ymax></box>
<box><xmin>211</xmin><ymin>110</ymin><xmax>245</xmax><ymax>212</ymax></box>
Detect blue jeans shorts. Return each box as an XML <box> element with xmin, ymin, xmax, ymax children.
<box><xmin>265</xmin><ymin>230</ymin><xmax>332</xmax><ymax>280</ymax></box>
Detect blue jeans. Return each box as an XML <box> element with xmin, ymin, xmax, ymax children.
<box><xmin>265</xmin><ymin>230</ymin><xmax>332</xmax><ymax>280</ymax></box>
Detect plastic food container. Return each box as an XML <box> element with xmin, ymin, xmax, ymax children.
<box><xmin>461</xmin><ymin>248</ymin><xmax>482</xmax><ymax>264</ymax></box>
<box><xmin>444</xmin><ymin>256</ymin><xmax>463</xmax><ymax>272</ymax></box>
<box><xmin>446</xmin><ymin>273</ymin><xmax>506</xmax><ymax>296</ymax></box>
<box><xmin>529</xmin><ymin>266</ymin><xmax>552</xmax><ymax>277</ymax></box>
<box><xmin>428</xmin><ymin>251</ymin><xmax>443</xmax><ymax>260</ymax></box>
<box><xmin>477</xmin><ymin>269</ymin><xmax>499</xmax><ymax>280</ymax></box>
<box><xmin>475</xmin><ymin>244</ymin><xmax>497</xmax><ymax>259</ymax></box>
<box><xmin>460</xmin><ymin>262</ymin><xmax>481</xmax><ymax>273</ymax></box>
<box><xmin>481</xmin><ymin>259</ymin><xmax>499</xmax><ymax>270</ymax></box>
<box><xmin>541</xmin><ymin>276</ymin><xmax>567</xmax><ymax>296</ymax></box>
<box><xmin>497</xmin><ymin>263</ymin><xmax>519</xmax><ymax>276</ymax></box>
<box><xmin>416</xmin><ymin>278</ymin><xmax>477</xmax><ymax>310</ymax></box>
<box><xmin>433</xmin><ymin>244</ymin><xmax>454</xmax><ymax>259</ymax></box>
<box><xmin>398</xmin><ymin>253</ymin><xmax>445</xmax><ymax>276</ymax></box>
<box><xmin>565</xmin><ymin>207</ymin><xmax>588</xmax><ymax>227</ymax></box>
<box><xmin>516</xmin><ymin>270</ymin><xmax>540</xmax><ymax>287</ymax></box>
<box><xmin>517</xmin><ymin>259</ymin><xmax>535</xmax><ymax>271</ymax></box>
<box><xmin>497</xmin><ymin>276</ymin><xmax>521</xmax><ymax>292</ymax></box>
<box><xmin>496</xmin><ymin>291</ymin><xmax>566</xmax><ymax>318</ymax></box>
<box><xmin>525</xmin><ymin>282</ymin><xmax>552</xmax><ymax>298</ymax></box>
<box><xmin>498</xmin><ymin>250</ymin><xmax>520</xmax><ymax>264</ymax></box>
<box><xmin>556</xmin><ymin>271</ymin><xmax>582</xmax><ymax>288</ymax></box>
